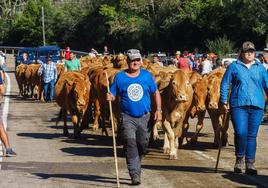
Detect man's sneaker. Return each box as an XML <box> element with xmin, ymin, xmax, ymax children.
<box><xmin>6</xmin><ymin>148</ymin><xmax>17</xmax><ymax>157</ymax></box>
<box><xmin>245</xmin><ymin>160</ymin><xmax>258</xmax><ymax>175</ymax></box>
<box><xmin>234</xmin><ymin>157</ymin><xmax>244</xmax><ymax>173</ymax></box>
<box><xmin>131</xmin><ymin>174</ymin><xmax>141</xmax><ymax>185</ymax></box>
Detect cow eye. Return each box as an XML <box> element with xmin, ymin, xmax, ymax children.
<box><xmin>172</xmin><ymin>81</ymin><xmax>176</xmax><ymax>85</ymax></box>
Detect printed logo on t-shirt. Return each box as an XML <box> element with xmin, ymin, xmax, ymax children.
<box><xmin>127</xmin><ymin>83</ymin><xmax>144</xmax><ymax>102</ymax></box>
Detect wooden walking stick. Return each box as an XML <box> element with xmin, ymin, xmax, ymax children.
<box><xmin>105</xmin><ymin>72</ymin><xmax>120</xmax><ymax>188</ymax></box>
<box><xmin>215</xmin><ymin>110</ymin><xmax>229</xmax><ymax>172</ymax></box>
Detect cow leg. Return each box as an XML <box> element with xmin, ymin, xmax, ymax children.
<box><xmin>101</xmin><ymin>106</ymin><xmax>109</xmax><ymax>136</ymax></box>
<box><xmin>62</xmin><ymin>110</ymin><xmax>69</xmax><ymax>136</ymax></box>
<box><xmin>209</xmin><ymin>111</ymin><xmax>220</xmax><ymax>147</ymax></box>
<box><xmin>190</xmin><ymin>110</ymin><xmax>206</xmax><ymax>144</ymax></box>
<box><xmin>163</xmin><ymin>120</ymin><xmax>177</xmax><ymax>159</ymax></box>
<box><xmin>221</xmin><ymin>112</ymin><xmax>230</xmax><ymax>146</ymax></box>
<box><xmin>92</xmin><ymin>98</ymin><xmax>100</xmax><ymax>130</ymax></box>
<box><xmin>153</xmin><ymin>121</ymin><xmax>161</xmax><ymax>140</ymax></box>
<box><xmin>71</xmin><ymin>114</ymin><xmax>81</xmax><ymax>139</ymax></box>
<box><xmin>163</xmin><ymin>132</ymin><xmax>170</xmax><ymax>154</ymax></box>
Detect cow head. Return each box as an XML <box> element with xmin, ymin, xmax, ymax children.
<box><xmin>73</xmin><ymin>80</ymin><xmax>90</xmax><ymax>115</ymax></box>
<box><xmin>206</xmin><ymin>75</ymin><xmax>221</xmax><ymax>110</ymax></box>
<box><xmin>156</xmin><ymin>71</ymin><xmax>172</xmax><ymax>93</ymax></box>
<box><xmin>170</xmin><ymin>70</ymin><xmax>192</xmax><ymax>102</ymax></box>
<box><xmin>192</xmin><ymin>77</ymin><xmax>208</xmax><ymax>113</ymax></box>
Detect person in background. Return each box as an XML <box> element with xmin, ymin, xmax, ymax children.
<box><xmin>172</xmin><ymin>51</ymin><xmax>181</xmax><ymax>67</ymax></box>
<box><xmin>21</xmin><ymin>52</ymin><xmax>31</xmax><ymax>65</ymax></box>
<box><xmin>213</xmin><ymin>58</ymin><xmax>223</xmax><ymax>69</ymax></box>
<box><xmin>192</xmin><ymin>55</ymin><xmax>201</xmax><ymax>72</ymax></box>
<box><xmin>38</xmin><ymin>56</ymin><xmax>57</xmax><ymax>102</ymax></box>
<box><xmin>177</xmin><ymin>50</ymin><xmax>192</xmax><ymax>71</ymax></box>
<box><xmin>103</xmin><ymin>45</ymin><xmax>110</xmax><ymax>55</ymax></box>
<box><xmin>151</xmin><ymin>54</ymin><xmax>163</xmax><ymax>66</ymax></box>
<box><xmin>200</xmin><ymin>54</ymin><xmax>213</xmax><ymax>75</ymax></box>
<box><xmin>220</xmin><ymin>41</ymin><xmax>268</xmax><ymax>175</ymax></box>
<box><xmin>0</xmin><ymin>68</ymin><xmax>17</xmax><ymax>157</ymax></box>
<box><xmin>257</xmin><ymin>54</ymin><xmax>268</xmax><ymax>71</ymax></box>
<box><xmin>223</xmin><ymin>60</ymin><xmax>232</xmax><ymax>68</ymax></box>
<box><xmin>64</xmin><ymin>52</ymin><xmax>81</xmax><ymax>72</ymax></box>
<box><xmin>0</xmin><ymin>51</ymin><xmax>6</xmax><ymax>81</ymax></box>
<box><xmin>107</xmin><ymin>49</ymin><xmax>162</xmax><ymax>185</ymax></box>
<box><xmin>64</xmin><ymin>47</ymin><xmax>71</xmax><ymax>60</ymax></box>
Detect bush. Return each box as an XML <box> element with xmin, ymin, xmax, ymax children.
<box><xmin>205</xmin><ymin>36</ymin><xmax>234</xmax><ymax>58</ymax></box>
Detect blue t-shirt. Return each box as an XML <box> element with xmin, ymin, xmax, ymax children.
<box><xmin>110</xmin><ymin>69</ymin><xmax>157</xmax><ymax>117</ymax></box>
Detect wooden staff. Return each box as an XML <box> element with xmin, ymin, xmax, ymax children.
<box><xmin>105</xmin><ymin>72</ymin><xmax>120</xmax><ymax>187</ymax></box>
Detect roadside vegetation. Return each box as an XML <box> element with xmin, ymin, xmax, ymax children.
<box><xmin>0</xmin><ymin>0</ymin><xmax>268</xmax><ymax>53</ymax></box>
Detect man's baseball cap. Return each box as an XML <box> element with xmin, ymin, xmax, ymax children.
<box><xmin>175</xmin><ymin>51</ymin><xmax>181</xmax><ymax>55</ymax></box>
<box><xmin>242</xmin><ymin>41</ymin><xmax>255</xmax><ymax>52</ymax></box>
<box><xmin>126</xmin><ymin>49</ymin><xmax>142</xmax><ymax>61</ymax></box>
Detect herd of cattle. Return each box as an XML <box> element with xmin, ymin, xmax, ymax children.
<box><xmin>15</xmin><ymin>55</ymin><xmax>229</xmax><ymax>160</ymax></box>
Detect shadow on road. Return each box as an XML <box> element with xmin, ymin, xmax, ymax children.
<box><xmin>34</xmin><ymin>173</ymin><xmax>130</xmax><ymax>186</ymax></box>
<box><xmin>17</xmin><ymin>132</ymin><xmax>63</xmax><ymax>139</ymax></box>
<box><xmin>61</xmin><ymin>146</ymin><xmax>124</xmax><ymax>158</ymax></box>
<box><xmin>222</xmin><ymin>173</ymin><xmax>268</xmax><ymax>187</ymax></box>
<box><xmin>0</xmin><ymin>161</ymin><xmax>130</xmax><ymax>186</ymax></box>
<box><xmin>142</xmin><ymin>164</ymin><xmax>229</xmax><ymax>174</ymax></box>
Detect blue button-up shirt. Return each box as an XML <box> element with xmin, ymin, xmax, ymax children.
<box><xmin>220</xmin><ymin>59</ymin><xmax>268</xmax><ymax>109</ymax></box>
<box><xmin>38</xmin><ymin>62</ymin><xmax>57</xmax><ymax>83</ymax></box>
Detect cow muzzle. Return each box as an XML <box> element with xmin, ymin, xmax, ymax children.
<box><xmin>208</xmin><ymin>102</ymin><xmax>218</xmax><ymax>109</ymax></box>
<box><xmin>176</xmin><ymin>94</ymin><xmax>187</xmax><ymax>102</ymax></box>
<box><xmin>197</xmin><ymin>105</ymin><xmax>206</xmax><ymax>112</ymax></box>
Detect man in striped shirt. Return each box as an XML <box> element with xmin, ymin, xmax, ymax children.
<box><xmin>38</xmin><ymin>56</ymin><xmax>57</xmax><ymax>102</ymax></box>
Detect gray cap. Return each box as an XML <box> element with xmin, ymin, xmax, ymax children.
<box><xmin>242</xmin><ymin>41</ymin><xmax>255</xmax><ymax>52</ymax></box>
<box><xmin>126</xmin><ymin>49</ymin><xmax>142</xmax><ymax>61</ymax></box>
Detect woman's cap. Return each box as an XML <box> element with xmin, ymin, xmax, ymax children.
<box><xmin>242</xmin><ymin>41</ymin><xmax>255</xmax><ymax>52</ymax></box>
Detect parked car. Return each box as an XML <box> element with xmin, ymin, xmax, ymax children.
<box><xmin>15</xmin><ymin>47</ymin><xmax>37</xmax><ymax>67</ymax></box>
<box><xmin>37</xmin><ymin>45</ymin><xmax>61</xmax><ymax>63</ymax></box>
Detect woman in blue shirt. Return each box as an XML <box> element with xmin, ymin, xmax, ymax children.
<box><xmin>220</xmin><ymin>41</ymin><xmax>268</xmax><ymax>175</ymax></box>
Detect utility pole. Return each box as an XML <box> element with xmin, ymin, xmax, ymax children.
<box><xmin>42</xmin><ymin>6</ymin><xmax>46</xmax><ymax>46</ymax></box>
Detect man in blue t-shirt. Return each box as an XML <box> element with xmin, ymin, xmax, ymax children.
<box><xmin>107</xmin><ymin>49</ymin><xmax>162</xmax><ymax>185</ymax></box>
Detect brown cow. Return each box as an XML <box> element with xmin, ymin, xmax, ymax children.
<box><xmin>54</xmin><ymin>72</ymin><xmax>91</xmax><ymax>137</ymax></box>
<box><xmin>159</xmin><ymin>70</ymin><xmax>193</xmax><ymax>159</ymax></box>
<box><xmin>15</xmin><ymin>64</ymin><xmax>28</xmax><ymax>96</ymax></box>
<box><xmin>206</xmin><ymin>67</ymin><xmax>229</xmax><ymax>147</ymax></box>
<box><xmin>184</xmin><ymin>72</ymin><xmax>208</xmax><ymax>143</ymax></box>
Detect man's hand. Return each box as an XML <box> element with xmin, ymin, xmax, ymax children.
<box><xmin>106</xmin><ymin>92</ymin><xmax>115</xmax><ymax>101</ymax></box>
<box><xmin>154</xmin><ymin>110</ymin><xmax>162</xmax><ymax>122</ymax></box>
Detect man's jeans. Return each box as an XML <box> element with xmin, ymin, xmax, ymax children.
<box><xmin>230</xmin><ymin>106</ymin><xmax>263</xmax><ymax>160</ymax></box>
<box><xmin>43</xmin><ymin>79</ymin><xmax>55</xmax><ymax>102</ymax></box>
<box><xmin>121</xmin><ymin>112</ymin><xmax>151</xmax><ymax>177</ymax></box>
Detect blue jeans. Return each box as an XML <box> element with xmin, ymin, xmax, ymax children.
<box><xmin>121</xmin><ymin>112</ymin><xmax>151</xmax><ymax>177</ymax></box>
<box><xmin>43</xmin><ymin>79</ymin><xmax>54</xmax><ymax>102</ymax></box>
<box><xmin>230</xmin><ymin>106</ymin><xmax>264</xmax><ymax>160</ymax></box>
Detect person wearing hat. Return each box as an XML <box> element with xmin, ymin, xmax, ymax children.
<box><xmin>106</xmin><ymin>49</ymin><xmax>162</xmax><ymax>185</ymax></box>
<box><xmin>220</xmin><ymin>41</ymin><xmax>268</xmax><ymax>175</ymax></box>
<box><xmin>38</xmin><ymin>56</ymin><xmax>57</xmax><ymax>102</ymax></box>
